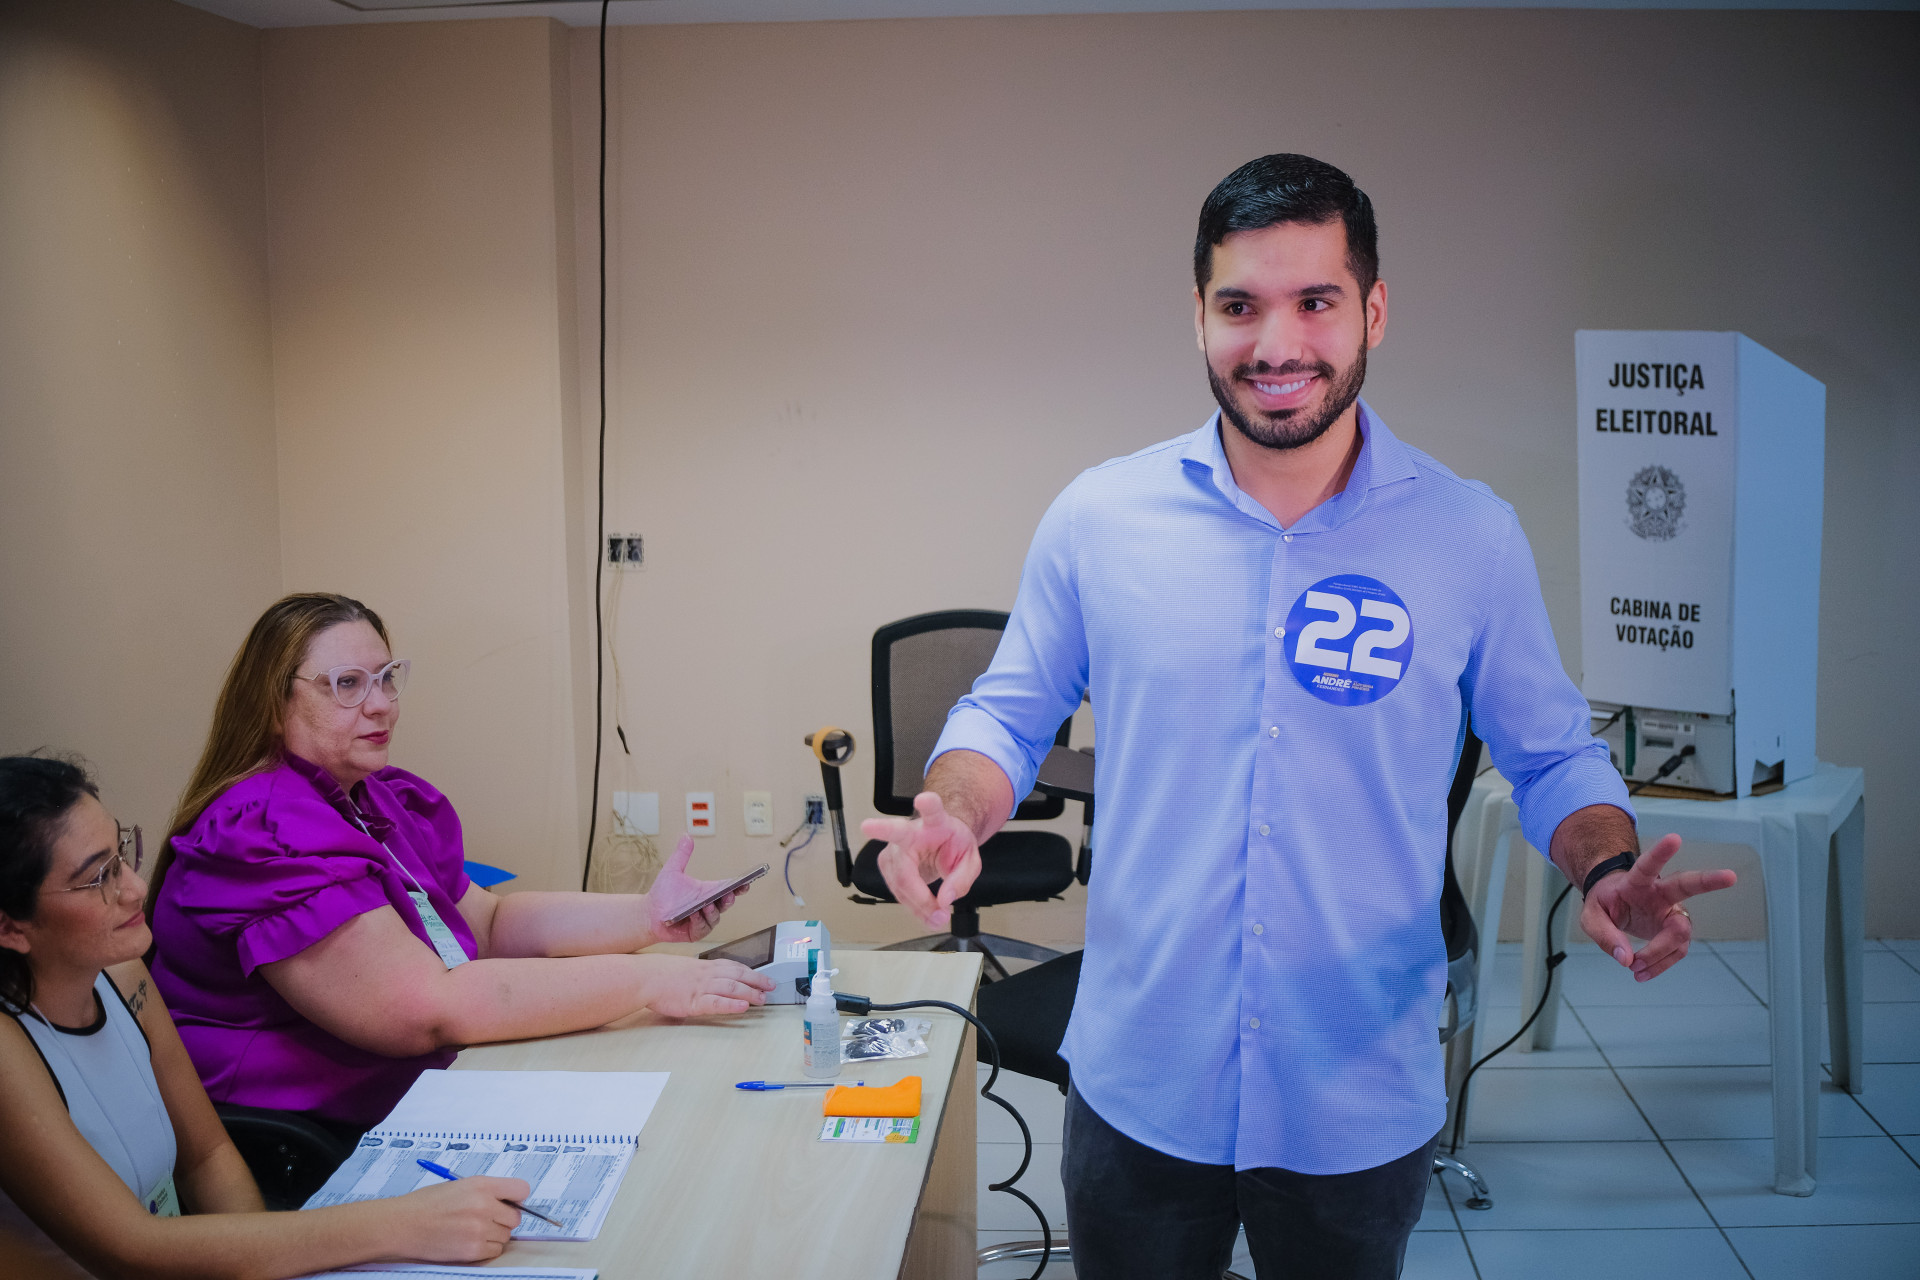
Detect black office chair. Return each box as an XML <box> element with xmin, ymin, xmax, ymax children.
<box><xmin>840</xmin><ymin>610</ymin><xmax>1079</xmax><ymax>982</ymax></box>
<box><xmin>1434</xmin><ymin>724</ymin><xmax>1494</xmax><ymax>1209</ymax></box>
<box><xmin>214</xmin><ymin>1103</ymin><xmax>357</xmax><ymax>1210</ymax></box>
<box><xmin>1036</xmin><ymin>741</ymin><xmax>1096</xmax><ymax>886</ymax></box>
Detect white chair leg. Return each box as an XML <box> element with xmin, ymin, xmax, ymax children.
<box><xmin>1825</xmin><ymin>799</ymin><xmax>1866</xmax><ymax>1094</ymax></box>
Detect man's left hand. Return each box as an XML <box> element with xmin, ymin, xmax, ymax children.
<box><xmin>1581</xmin><ymin>834</ymin><xmax>1736</xmax><ymax>982</ymax></box>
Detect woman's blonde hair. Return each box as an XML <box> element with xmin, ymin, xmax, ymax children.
<box><xmin>145</xmin><ymin>592</ymin><xmax>389</xmax><ymax>919</ymax></box>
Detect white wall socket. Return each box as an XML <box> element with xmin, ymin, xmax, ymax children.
<box><xmin>741</xmin><ymin>791</ymin><xmax>773</xmax><ymax>836</ymax></box>
<box><xmin>685</xmin><ymin>791</ymin><xmax>716</xmax><ymax>836</ymax></box>
<box><xmin>612</xmin><ymin>791</ymin><xmax>659</xmax><ymax>835</ymax></box>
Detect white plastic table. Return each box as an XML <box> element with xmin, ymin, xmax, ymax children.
<box><xmin>1503</xmin><ymin>762</ymin><xmax>1866</xmax><ymax>1196</ymax></box>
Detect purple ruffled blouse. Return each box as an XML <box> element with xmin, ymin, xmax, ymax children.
<box><xmin>150</xmin><ymin>753</ymin><xmax>478</xmax><ymax>1126</ymax></box>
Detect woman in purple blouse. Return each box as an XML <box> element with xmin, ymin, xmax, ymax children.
<box><xmin>147</xmin><ymin>593</ymin><xmax>773</xmax><ymax>1137</ymax></box>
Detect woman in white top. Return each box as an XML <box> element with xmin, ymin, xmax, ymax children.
<box><xmin>0</xmin><ymin>755</ymin><xmax>529</xmax><ymax>1280</ymax></box>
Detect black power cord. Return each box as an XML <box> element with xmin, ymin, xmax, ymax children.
<box><xmin>1628</xmin><ymin>743</ymin><xmax>1696</xmax><ymax>796</ymax></box>
<box><xmin>582</xmin><ymin>0</ymin><xmax>612</xmax><ymax>891</ymax></box>
<box><xmin>833</xmin><ymin>991</ymin><xmax>1052</xmax><ymax>1280</ymax></box>
<box><xmin>1450</xmin><ymin>737</ymin><xmax>1701</xmax><ymax>1147</ymax></box>
<box><xmin>1449</xmin><ymin>882</ymin><xmax>1571</xmax><ymax>1155</ymax></box>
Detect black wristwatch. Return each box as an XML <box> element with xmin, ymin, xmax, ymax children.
<box><xmin>1581</xmin><ymin>850</ymin><xmax>1637</xmax><ymax>898</ymax></box>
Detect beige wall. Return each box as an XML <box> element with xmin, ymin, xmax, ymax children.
<box><xmin>573</xmin><ymin>11</ymin><xmax>1919</xmax><ymax>943</ymax></box>
<box><xmin>262</xmin><ymin>18</ymin><xmax>592</xmax><ymax>888</ymax></box>
<box><xmin>4</xmin><ymin>4</ymin><xmax>1914</xmax><ymax>946</ymax></box>
<box><xmin>0</xmin><ymin>0</ymin><xmax>278</xmax><ymax>835</ymax></box>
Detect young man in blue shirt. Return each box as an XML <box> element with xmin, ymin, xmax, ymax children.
<box><xmin>863</xmin><ymin>154</ymin><xmax>1737</xmax><ymax>1280</ymax></box>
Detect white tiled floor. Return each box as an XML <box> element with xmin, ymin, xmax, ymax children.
<box><xmin>974</xmin><ymin>938</ymin><xmax>1920</xmax><ymax>1277</ymax></box>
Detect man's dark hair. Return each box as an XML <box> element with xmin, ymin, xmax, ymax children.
<box><xmin>1194</xmin><ymin>154</ymin><xmax>1378</xmax><ymax>296</ymax></box>
<box><xmin>0</xmin><ymin>754</ymin><xmax>99</xmax><ymax>1012</ymax></box>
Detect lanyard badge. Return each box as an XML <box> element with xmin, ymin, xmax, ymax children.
<box><xmin>353</xmin><ymin>812</ymin><xmax>470</xmax><ymax>970</ymax></box>
<box><xmin>405</xmin><ymin>889</ymin><xmax>472</xmax><ymax>969</ymax></box>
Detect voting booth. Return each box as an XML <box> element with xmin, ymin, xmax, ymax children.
<box><xmin>1576</xmin><ymin>331</ymin><xmax>1825</xmax><ymax>798</ymax></box>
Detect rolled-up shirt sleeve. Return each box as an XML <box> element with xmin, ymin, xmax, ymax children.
<box><xmin>932</xmin><ymin>484</ymin><xmax>1091</xmax><ymax>800</ymax></box>
<box><xmin>1463</xmin><ymin>513</ymin><xmax>1634</xmax><ymax>856</ymax></box>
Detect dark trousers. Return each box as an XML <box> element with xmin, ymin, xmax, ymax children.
<box><xmin>1062</xmin><ymin>1082</ymin><xmax>1438</xmax><ymax>1280</ymax></box>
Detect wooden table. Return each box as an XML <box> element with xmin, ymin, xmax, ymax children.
<box><xmin>453</xmin><ymin>949</ymin><xmax>982</xmax><ymax>1279</ymax></box>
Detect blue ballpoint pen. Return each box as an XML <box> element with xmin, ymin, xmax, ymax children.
<box><xmin>415</xmin><ymin>1158</ymin><xmax>565</xmax><ymax>1228</ymax></box>
<box><xmin>735</xmin><ymin>1080</ymin><xmax>867</xmax><ymax>1090</ymax></box>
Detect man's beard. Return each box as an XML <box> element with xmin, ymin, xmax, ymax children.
<box><xmin>1208</xmin><ymin>341</ymin><xmax>1368</xmax><ymax>453</ymax></box>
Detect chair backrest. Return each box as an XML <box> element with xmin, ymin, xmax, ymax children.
<box><xmin>213</xmin><ymin>1104</ymin><xmax>353</xmax><ymax>1211</ymax></box>
<box><xmin>870</xmin><ymin>610</ymin><xmax>1068</xmax><ymax>821</ymax></box>
<box><xmin>1438</xmin><ymin>721</ymin><xmax>1486</xmax><ymax>1043</ymax></box>
<box><xmin>1440</xmin><ymin>722</ymin><xmax>1485</xmax><ymax>961</ymax></box>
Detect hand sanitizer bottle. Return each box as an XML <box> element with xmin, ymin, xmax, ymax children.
<box><xmin>804</xmin><ymin>966</ymin><xmax>840</xmax><ymax>1079</ymax></box>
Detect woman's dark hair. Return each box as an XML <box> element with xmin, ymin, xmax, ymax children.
<box><xmin>0</xmin><ymin>755</ymin><xmax>100</xmax><ymax>1012</ymax></box>
<box><xmin>1194</xmin><ymin>153</ymin><xmax>1379</xmax><ymax>297</ymax></box>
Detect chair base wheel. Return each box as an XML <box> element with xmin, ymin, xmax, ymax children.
<box><xmin>973</xmin><ymin>1229</ymin><xmax>1253</xmax><ymax>1277</ymax></box>
<box><xmin>1433</xmin><ymin>1151</ymin><xmax>1493</xmax><ymax>1209</ymax></box>
<box><xmin>880</xmin><ymin>932</ymin><xmax>1065</xmax><ymax>982</ymax></box>
<box><xmin>976</xmin><ymin>1235</ymin><xmax>1064</xmax><ymax>1266</ymax></box>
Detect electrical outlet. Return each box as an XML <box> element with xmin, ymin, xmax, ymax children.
<box><xmin>604</xmin><ymin>532</ymin><xmax>644</xmax><ymax>569</ymax></box>
<box><xmin>612</xmin><ymin>791</ymin><xmax>659</xmax><ymax>836</ymax></box>
<box><xmin>804</xmin><ymin>794</ymin><xmax>826</xmax><ymax>826</ymax></box>
<box><xmin>685</xmin><ymin>791</ymin><xmax>715</xmax><ymax>836</ymax></box>
<box><xmin>742</xmin><ymin>791</ymin><xmax>773</xmax><ymax>836</ymax></box>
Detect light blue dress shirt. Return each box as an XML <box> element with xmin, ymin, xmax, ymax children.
<box><xmin>933</xmin><ymin>402</ymin><xmax>1630</xmax><ymax>1174</ymax></box>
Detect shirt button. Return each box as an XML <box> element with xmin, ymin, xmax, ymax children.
<box><xmin>1252</xmin><ymin>923</ymin><xmax>1265</xmax><ymax>935</ymax></box>
<box><xmin>1273</xmin><ymin>626</ymin><xmax>1285</xmax><ymax>639</ymax></box>
<box><xmin>1258</xmin><ymin>824</ymin><xmax>1270</xmax><ymax>837</ymax></box>
<box><xmin>1283</xmin><ymin>534</ymin><xmax>1294</xmax><ymax>543</ymax></box>
<box><xmin>1249</xmin><ymin>1017</ymin><xmax>1261</xmax><ymax>1029</ymax></box>
<box><xmin>1269</xmin><ymin>726</ymin><xmax>1279</xmax><ymax>738</ymax></box>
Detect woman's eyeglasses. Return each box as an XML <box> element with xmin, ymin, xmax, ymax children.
<box><xmin>292</xmin><ymin>659</ymin><xmax>411</xmax><ymax>709</ymax></box>
<box><xmin>59</xmin><ymin>826</ymin><xmax>143</xmax><ymax>907</ymax></box>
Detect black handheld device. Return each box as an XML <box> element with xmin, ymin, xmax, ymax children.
<box><xmin>662</xmin><ymin>864</ymin><xmax>768</xmax><ymax>925</ymax></box>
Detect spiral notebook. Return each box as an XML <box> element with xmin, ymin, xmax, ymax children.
<box><xmin>302</xmin><ymin>1070</ymin><xmax>669</xmax><ymax>1243</ymax></box>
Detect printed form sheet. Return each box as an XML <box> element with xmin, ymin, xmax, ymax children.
<box><xmin>303</xmin><ymin>1134</ymin><xmax>633</xmax><ymax>1242</ymax></box>
<box><xmin>302</xmin><ymin>1070</ymin><xmax>667</xmax><ymax>1243</ymax></box>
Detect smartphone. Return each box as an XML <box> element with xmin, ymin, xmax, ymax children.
<box><xmin>663</xmin><ymin>864</ymin><xmax>768</xmax><ymax>925</ymax></box>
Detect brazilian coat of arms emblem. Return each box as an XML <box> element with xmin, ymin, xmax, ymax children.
<box><xmin>1626</xmin><ymin>465</ymin><xmax>1686</xmax><ymax>541</ymax></box>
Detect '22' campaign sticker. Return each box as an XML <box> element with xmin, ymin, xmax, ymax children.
<box><xmin>1286</xmin><ymin>574</ymin><xmax>1415</xmax><ymax>706</ymax></box>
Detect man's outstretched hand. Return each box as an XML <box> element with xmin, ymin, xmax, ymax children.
<box><xmin>1582</xmin><ymin>833</ymin><xmax>1737</xmax><ymax>982</ymax></box>
<box><xmin>861</xmin><ymin>792</ymin><xmax>983</xmax><ymax>929</ymax></box>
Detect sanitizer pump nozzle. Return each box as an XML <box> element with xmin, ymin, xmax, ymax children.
<box><xmin>803</xmin><ymin>967</ymin><xmax>840</xmax><ymax>1079</ymax></box>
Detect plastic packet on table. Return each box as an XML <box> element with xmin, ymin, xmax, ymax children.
<box><xmin>840</xmin><ymin>1016</ymin><xmax>931</xmax><ymax>1062</ymax></box>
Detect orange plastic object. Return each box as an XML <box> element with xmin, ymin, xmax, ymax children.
<box><xmin>823</xmin><ymin>1075</ymin><xmax>922</xmax><ymax>1118</ymax></box>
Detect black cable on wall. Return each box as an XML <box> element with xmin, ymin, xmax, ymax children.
<box><xmin>583</xmin><ymin>0</ymin><xmax>612</xmax><ymax>891</ymax></box>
